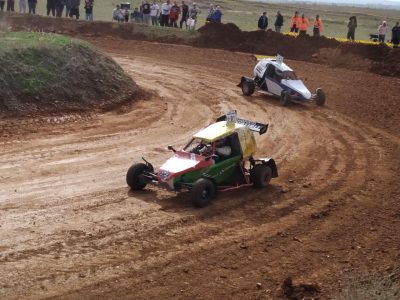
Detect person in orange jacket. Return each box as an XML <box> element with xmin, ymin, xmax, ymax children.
<box><xmin>290</xmin><ymin>11</ymin><xmax>300</xmax><ymax>33</ymax></box>
<box><xmin>299</xmin><ymin>14</ymin><xmax>309</xmax><ymax>35</ymax></box>
<box><xmin>313</xmin><ymin>14</ymin><xmax>323</xmax><ymax>37</ymax></box>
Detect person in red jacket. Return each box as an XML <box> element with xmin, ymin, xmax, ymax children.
<box><xmin>313</xmin><ymin>14</ymin><xmax>323</xmax><ymax>37</ymax></box>
<box><xmin>290</xmin><ymin>11</ymin><xmax>300</xmax><ymax>33</ymax></box>
<box><xmin>169</xmin><ymin>1</ymin><xmax>180</xmax><ymax>27</ymax></box>
<box><xmin>299</xmin><ymin>14</ymin><xmax>309</xmax><ymax>35</ymax></box>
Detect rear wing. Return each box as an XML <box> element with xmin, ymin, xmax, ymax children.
<box><xmin>254</xmin><ymin>54</ymin><xmax>284</xmax><ymax>64</ymax></box>
<box><xmin>216</xmin><ymin>111</ymin><xmax>268</xmax><ymax>135</ymax></box>
<box><xmin>254</xmin><ymin>54</ymin><xmax>275</xmax><ymax>61</ymax></box>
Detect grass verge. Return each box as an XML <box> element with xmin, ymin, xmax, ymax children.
<box><xmin>0</xmin><ymin>31</ymin><xmax>138</xmax><ymax>116</ymax></box>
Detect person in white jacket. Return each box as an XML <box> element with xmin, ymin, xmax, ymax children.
<box><xmin>150</xmin><ymin>1</ymin><xmax>159</xmax><ymax>26</ymax></box>
<box><xmin>160</xmin><ymin>0</ymin><xmax>171</xmax><ymax>27</ymax></box>
<box><xmin>19</xmin><ymin>0</ymin><xmax>26</xmax><ymax>12</ymax></box>
<box><xmin>378</xmin><ymin>21</ymin><xmax>388</xmax><ymax>43</ymax></box>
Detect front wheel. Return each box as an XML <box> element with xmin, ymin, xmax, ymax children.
<box><xmin>241</xmin><ymin>80</ymin><xmax>255</xmax><ymax>96</ymax></box>
<box><xmin>126</xmin><ymin>163</ymin><xmax>153</xmax><ymax>190</ymax></box>
<box><xmin>250</xmin><ymin>165</ymin><xmax>272</xmax><ymax>188</ymax></box>
<box><xmin>191</xmin><ymin>178</ymin><xmax>215</xmax><ymax>208</ymax></box>
<box><xmin>280</xmin><ymin>91</ymin><xmax>291</xmax><ymax>106</ymax></box>
<box><xmin>316</xmin><ymin>88</ymin><xmax>326</xmax><ymax>106</ymax></box>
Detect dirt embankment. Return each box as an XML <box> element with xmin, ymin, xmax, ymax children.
<box><xmin>4</xmin><ymin>14</ymin><xmax>400</xmax><ymax>77</ymax></box>
<box><xmin>0</xmin><ymin>32</ymin><xmax>139</xmax><ymax>117</ymax></box>
<box><xmin>195</xmin><ymin>22</ymin><xmax>400</xmax><ymax>77</ymax></box>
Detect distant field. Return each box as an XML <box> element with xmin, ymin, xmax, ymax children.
<box><xmin>30</xmin><ymin>0</ymin><xmax>399</xmax><ymax>41</ymax></box>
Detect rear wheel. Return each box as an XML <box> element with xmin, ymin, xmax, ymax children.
<box><xmin>241</xmin><ymin>80</ymin><xmax>255</xmax><ymax>96</ymax></box>
<box><xmin>191</xmin><ymin>178</ymin><xmax>215</xmax><ymax>208</ymax></box>
<box><xmin>280</xmin><ymin>91</ymin><xmax>291</xmax><ymax>106</ymax></box>
<box><xmin>126</xmin><ymin>163</ymin><xmax>153</xmax><ymax>190</ymax></box>
<box><xmin>250</xmin><ymin>165</ymin><xmax>272</xmax><ymax>188</ymax></box>
<box><xmin>316</xmin><ymin>88</ymin><xmax>326</xmax><ymax>106</ymax></box>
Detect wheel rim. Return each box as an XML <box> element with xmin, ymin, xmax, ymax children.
<box><xmin>201</xmin><ymin>188</ymin><xmax>209</xmax><ymax>199</ymax></box>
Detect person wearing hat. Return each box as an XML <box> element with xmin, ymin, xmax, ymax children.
<box><xmin>378</xmin><ymin>21</ymin><xmax>388</xmax><ymax>43</ymax></box>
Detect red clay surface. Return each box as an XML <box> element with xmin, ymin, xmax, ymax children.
<box><xmin>0</xmin><ymin>37</ymin><xmax>399</xmax><ymax>299</ymax></box>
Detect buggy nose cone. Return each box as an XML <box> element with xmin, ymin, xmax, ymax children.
<box><xmin>281</xmin><ymin>79</ymin><xmax>312</xmax><ymax>100</ymax></box>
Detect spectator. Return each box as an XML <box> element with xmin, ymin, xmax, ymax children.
<box><xmin>169</xmin><ymin>1</ymin><xmax>180</xmax><ymax>27</ymax></box>
<box><xmin>112</xmin><ymin>4</ymin><xmax>124</xmax><ymax>22</ymax></box>
<box><xmin>206</xmin><ymin>4</ymin><xmax>213</xmax><ymax>22</ymax></box>
<box><xmin>47</xmin><ymin>0</ymin><xmax>56</xmax><ymax>16</ymax></box>
<box><xmin>347</xmin><ymin>16</ymin><xmax>357</xmax><ymax>41</ymax></box>
<box><xmin>313</xmin><ymin>14</ymin><xmax>323</xmax><ymax>37</ymax></box>
<box><xmin>0</xmin><ymin>0</ymin><xmax>4</xmax><ymax>11</ymax></box>
<box><xmin>290</xmin><ymin>11</ymin><xmax>300</xmax><ymax>33</ymax></box>
<box><xmin>180</xmin><ymin>1</ymin><xmax>188</xmax><ymax>29</ymax></box>
<box><xmin>55</xmin><ymin>0</ymin><xmax>64</xmax><ymax>17</ymax></box>
<box><xmin>69</xmin><ymin>0</ymin><xmax>79</xmax><ymax>19</ymax></box>
<box><xmin>150</xmin><ymin>1</ymin><xmax>159</xmax><ymax>26</ymax></box>
<box><xmin>138</xmin><ymin>1</ymin><xmax>143</xmax><ymax>22</ymax></box>
<box><xmin>84</xmin><ymin>0</ymin><xmax>93</xmax><ymax>21</ymax></box>
<box><xmin>212</xmin><ymin>5</ymin><xmax>222</xmax><ymax>23</ymax></box>
<box><xmin>274</xmin><ymin>11</ymin><xmax>283</xmax><ymax>33</ymax></box>
<box><xmin>160</xmin><ymin>0</ymin><xmax>170</xmax><ymax>27</ymax></box>
<box><xmin>27</xmin><ymin>0</ymin><xmax>35</xmax><ymax>13</ymax></box>
<box><xmin>258</xmin><ymin>12</ymin><xmax>268</xmax><ymax>30</ymax></box>
<box><xmin>19</xmin><ymin>0</ymin><xmax>26</xmax><ymax>13</ymax></box>
<box><xmin>299</xmin><ymin>14</ymin><xmax>309</xmax><ymax>35</ymax></box>
<box><xmin>392</xmin><ymin>22</ymin><xmax>400</xmax><ymax>48</ymax></box>
<box><xmin>124</xmin><ymin>7</ymin><xmax>129</xmax><ymax>22</ymax></box>
<box><xmin>6</xmin><ymin>0</ymin><xmax>14</xmax><ymax>11</ymax></box>
<box><xmin>378</xmin><ymin>21</ymin><xmax>388</xmax><ymax>43</ymax></box>
<box><xmin>131</xmin><ymin>7</ymin><xmax>141</xmax><ymax>22</ymax></box>
<box><xmin>65</xmin><ymin>0</ymin><xmax>71</xmax><ymax>17</ymax></box>
<box><xmin>187</xmin><ymin>2</ymin><xmax>200</xmax><ymax>30</ymax></box>
<box><xmin>142</xmin><ymin>0</ymin><xmax>151</xmax><ymax>24</ymax></box>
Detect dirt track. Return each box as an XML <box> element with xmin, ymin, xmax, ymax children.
<box><xmin>1</xmin><ymin>38</ymin><xmax>400</xmax><ymax>299</ymax></box>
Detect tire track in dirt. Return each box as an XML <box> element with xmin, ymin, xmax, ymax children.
<box><xmin>0</xmin><ymin>41</ymin><xmax>398</xmax><ymax>299</ymax></box>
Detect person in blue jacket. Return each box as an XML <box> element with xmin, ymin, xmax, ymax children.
<box><xmin>212</xmin><ymin>5</ymin><xmax>222</xmax><ymax>23</ymax></box>
<box><xmin>274</xmin><ymin>11</ymin><xmax>283</xmax><ymax>32</ymax></box>
<box><xmin>258</xmin><ymin>12</ymin><xmax>268</xmax><ymax>30</ymax></box>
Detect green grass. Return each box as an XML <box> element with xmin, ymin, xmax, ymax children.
<box><xmin>30</xmin><ymin>0</ymin><xmax>399</xmax><ymax>40</ymax></box>
<box><xmin>0</xmin><ymin>32</ymin><xmax>91</xmax><ymax>92</ymax></box>
<box><xmin>0</xmin><ymin>31</ymin><xmax>88</xmax><ymax>50</ymax></box>
<box><xmin>0</xmin><ymin>31</ymin><xmax>137</xmax><ymax>115</ymax></box>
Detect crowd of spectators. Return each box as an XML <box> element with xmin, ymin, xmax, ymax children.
<box><xmin>0</xmin><ymin>0</ymin><xmax>94</xmax><ymax>20</ymax></box>
<box><xmin>257</xmin><ymin>10</ymin><xmax>400</xmax><ymax>48</ymax></box>
<box><xmin>112</xmin><ymin>1</ymin><xmax>223</xmax><ymax>30</ymax></box>
<box><xmin>0</xmin><ymin>0</ymin><xmax>399</xmax><ymax>48</ymax></box>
